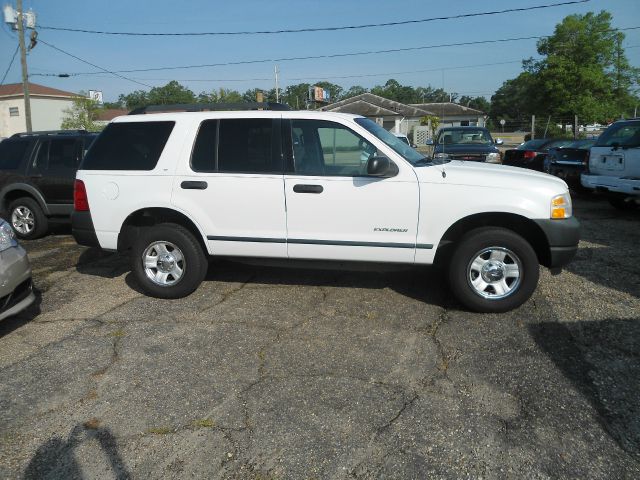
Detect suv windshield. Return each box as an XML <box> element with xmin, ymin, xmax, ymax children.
<box><xmin>355</xmin><ymin>118</ymin><xmax>425</xmax><ymax>165</ymax></box>
<box><xmin>437</xmin><ymin>128</ymin><xmax>493</xmax><ymax>146</ymax></box>
<box><xmin>595</xmin><ymin>121</ymin><xmax>640</xmax><ymax>148</ymax></box>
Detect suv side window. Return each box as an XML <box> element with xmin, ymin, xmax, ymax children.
<box><xmin>0</xmin><ymin>139</ymin><xmax>30</xmax><ymax>170</ymax></box>
<box><xmin>191</xmin><ymin>118</ymin><xmax>281</xmax><ymax>173</ymax></box>
<box><xmin>48</xmin><ymin>138</ymin><xmax>79</xmax><ymax>170</ymax></box>
<box><xmin>218</xmin><ymin>119</ymin><xmax>278</xmax><ymax>173</ymax></box>
<box><xmin>291</xmin><ymin>120</ymin><xmax>376</xmax><ymax>176</ymax></box>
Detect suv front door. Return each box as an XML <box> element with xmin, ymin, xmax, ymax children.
<box><xmin>283</xmin><ymin>119</ymin><xmax>419</xmax><ymax>262</ymax></box>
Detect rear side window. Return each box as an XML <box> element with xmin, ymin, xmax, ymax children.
<box><xmin>82</xmin><ymin>121</ymin><xmax>174</xmax><ymax>170</ymax></box>
<box><xmin>595</xmin><ymin>122</ymin><xmax>640</xmax><ymax>148</ymax></box>
<box><xmin>191</xmin><ymin>118</ymin><xmax>281</xmax><ymax>173</ymax></box>
<box><xmin>0</xmin><ymin>140</ymin><xmax>30</xmax><ymax>170</ymax></box>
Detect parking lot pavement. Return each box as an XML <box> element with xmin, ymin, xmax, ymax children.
<box><xmin>0</xmin><ymin>197</ymin><xmax>638</xmax><ymax>479</ymax></box>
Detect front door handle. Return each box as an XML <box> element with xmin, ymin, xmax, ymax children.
<box><xmin>293</xmin><ymin>184</ymin><xmax>323</xmax><ymax>194</ymax></box>
<box><xmin>181</xmin><ymin>181</ymin><xmax>208</xmax><ymax>190</ymax></box>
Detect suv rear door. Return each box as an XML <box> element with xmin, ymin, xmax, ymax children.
<box><xmin>172</xmin><ymin>116</ymin><xmax>287</xmax><ymax>258</ymax></box>
<box><xmin>28</xmin><ymin>137</ymin><xmax>81</xmax><ymax>214</ymax></box>
<box><xmin>589</xmin><ymin>121</ymin><xmax>640</xmax><ymax>177</ymax></box>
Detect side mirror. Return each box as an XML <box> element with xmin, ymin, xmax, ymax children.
<box><xmin>411</xmin><ymin>143</ymin><xmax>417</xmax><ymax>148</ymax></box>
<box><xmin>425</xmin><ymin>139</ymin><xmax>434</xmax><ymax>146</ymax></box>
<box><xmin>495</xmin><ymin>138</ymin><xmax>504</xmax><ymax>145</ymax></box>
<box><xmin>367</xmin><ymin>156</ymin><xmax>398</xmax><ymax>177</ymax></box>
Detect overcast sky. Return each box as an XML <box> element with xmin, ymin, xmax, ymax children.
<box><xmin>1</xmin><ymin>0</ymin><xmax>639</xmax><ymax>102</ymax></box>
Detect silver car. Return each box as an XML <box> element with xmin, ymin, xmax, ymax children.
<box><xmin>0</xmin><ymin>218</ymin><xmax>35</xmax><ymax>320</ymax></box>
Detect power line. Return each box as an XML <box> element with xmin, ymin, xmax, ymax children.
<box><xmin>51</xmin><ymin>26</ymin><xmax>640</xmax><ymax>77</ymax></box>
<box><xmin>38</xmin><ymin>39</ymin><xmax>153</xmax><ymax>88</ymax></box>
<box><xmin>38</xmin><ymin>1</ymin><xmax>590</xmax><ymax>36</ymax></box>
<box><xmin>0</xmin><ymin>45</ymin><xmax>19</xmax><ymax>85</ymax></box>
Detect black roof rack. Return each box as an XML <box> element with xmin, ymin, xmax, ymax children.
<box><xmin>10</xmin><ymin>129</ymin><xmax>92</xmax><ymax>138</ymax></box>
<box><xmin>128</xmin><ymin>102</ymin><xmax>290</xmax><ymax>115</ymax></box>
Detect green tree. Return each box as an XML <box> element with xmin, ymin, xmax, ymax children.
<box><xmin>118</xmin><ymin>90</ymin><xmax>148</xmax><ymax>110</ymax></box>
<box><xmin>148</xmin><ymin>81</ymin><xmax>196</xmax><ymax>105</ymax></box>
<box><xmin>458</xmin><ymin>96</ymin><xmax>490</xmax><ymax>113</ymax></box>
<box><xmin>198</xmin><ymin>87</ymin><xmax>243</xmax><ymax>103</ymax></box>
<box><xmin>492</xmin><ymin>11</ymin><xmax>639</xmax><ymax>127</ymax></box>
<box><xmin>61</xmin><ymin>92</ymin><xmax>103</xmax><ymax>131</ymax></box>
<box><xmin>342</xmin><ymin>85</ymin><xmax>368</xmax><ymax>99</ymax></box>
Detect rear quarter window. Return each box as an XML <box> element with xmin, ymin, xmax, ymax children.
<box><xmin>82</xmin><ymin>121</ymin><xmax>174</xmax><ymax>170</ymax></box>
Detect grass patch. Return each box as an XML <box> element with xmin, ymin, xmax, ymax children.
<box><xmin>109</xmin><ymin>329</ymin><xmax>126</xmax><ymax>338</ymax></box>
<box><xmin>192</xmin><ymin>418</ymin><xmax>215</xmax><ymax>428</ymax></box>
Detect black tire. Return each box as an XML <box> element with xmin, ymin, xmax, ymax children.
<box><xmin>131</xmin><ymin>223</ymin><xmax>207</xmax><ymax>299</ymax></box>
<box><xmin>608</xmin><ymin>196</ymin><xmax>637</xmax><ymax>210</ymax></box>
<box><xmin>8</xmin><ymin>197</ymin><xmax>49</xmax><ymax>240</ymax></box>
<box><xmin>448</xmin><ymin>227</ymin><xmax>539</xmax><ymax>313</ymax></box>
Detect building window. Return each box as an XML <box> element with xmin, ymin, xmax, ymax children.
<box><xmin>9</xmin><ymin>107</ymin><xmax>19</xmax><ymax>117</ymax></box>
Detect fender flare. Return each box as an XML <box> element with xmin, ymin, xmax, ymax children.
<box><xmin>0</xmin><ymin>183</ymin><xmax>50</xmax><ymax>216</ymax></box>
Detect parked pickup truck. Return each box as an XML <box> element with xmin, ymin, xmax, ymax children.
<box><xmin>581</xmin><ymin>119</ymin><xmax>640</xmax><ymax>209</ymax></box>
<box><xmin>72</xmin><ymin>104</ymin><xmax>579</xmax><ymax>313</ymax></box>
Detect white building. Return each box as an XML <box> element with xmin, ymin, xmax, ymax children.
<box><xmin>0</xmin><ymin>82</ymin><xmax>77</xmax><ymax>138</ymax></box>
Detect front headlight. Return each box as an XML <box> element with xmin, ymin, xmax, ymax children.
<box><xmin>550</xmin><ymin>193</ymin><xmax>572</xmax><ymax>219</ymax></box>
<box><xmin>433</xmin><ymin>152</ymin><xmax>450</xmax><ymax>159</ymax></box>
<box><xmin>485</xmin><ymin>152</ymin><xmax>501</xmax><ymax>163</ymax></box>
<box><xmin>0</xmin><ymin>220</ymin><xmax>17</xmax><ymax>252</ymax></box>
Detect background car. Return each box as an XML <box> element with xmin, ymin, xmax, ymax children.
<box><xmin>0</xmin><ymin>217</ymin><xmax>34</xmax><ymax>321</ymax></box>
<box><xmin>427</xmin><ymin>126</ymin><xmax>503</xmax><ymax>163</ymax></box>
<box><xmin>394</xmin><ymin>133</ymin><xmax>417</xmax><ymax>148</ymax></box>
<box><xmin>503</xmin><ymin>138</ymin><xmax>573</xmax><ymax>171</ymax></box>
<box><xmin>544</xmin><ymin>139</ymin><xmax>596</xmax><ymax>190</ymax></box>
<box><xmin>581</xmin><ymin>119</ymin><xmax>640</xmax><ymax>209</ymax></box>
<box><xmin>0</xmin><ymin>130</ymin><xmax>98</xmax><ymax>240</ymax></box>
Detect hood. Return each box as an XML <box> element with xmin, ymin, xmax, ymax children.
<box><xmin>415</xmin><ymin>160</ymin><xmax>568</xmax><ymax>194</ymax></box>
<box><xmin>433</xmin><ymin>144</ymin><xmax>499</xmax><ymax>154</ymax></box>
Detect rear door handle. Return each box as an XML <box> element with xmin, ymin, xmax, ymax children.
<box><xmin>181</xmin><ymin>181</ymin><xmax>208</xmax><ymax>190</ymax></box>
<box><xmin>293</xmin><ymin>184</ymin><xmax>323</xmax><ymax>194</ymax></box>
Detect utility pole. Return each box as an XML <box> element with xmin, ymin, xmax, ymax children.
<box><xmin>16</xmin><ymin>0</ymin><xmax>32</xmax><ymax>132</ymax></box>
<box><xmin>531</xmin><ymin>115</ymin><xmax>535</xmax><ymax>140</ymax></box>
<box><xmin>274</xmin><ymin>65</ymin><xmax>280</xmax><ymax>103</ymax></box>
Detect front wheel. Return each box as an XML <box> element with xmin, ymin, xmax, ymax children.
<box><xmin>448</xmin><ymin>227</ymin><xmax>539</xmax><ymax>313</ymax></box>
<box><xmin>131</xmin><ymin>223</ymin><xmax>207</xmax><ymax>299</ymax></box>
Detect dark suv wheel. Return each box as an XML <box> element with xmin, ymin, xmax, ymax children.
<box><xmin>9</xmin><ymin>197</ymin><xmax>48</xmax><ymax>240</ymax></box>
<box><xmin>448</xmin><ymin>227</ymin><xmax>539</xmax><ymax>313</ymax></box>
<box><xmin>131</xmin><ymin>223</ymin><xmax>207</xmax><ymax>299</ymax></box>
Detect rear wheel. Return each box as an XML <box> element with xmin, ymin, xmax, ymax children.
<box><xmin>9</xmin><ymin>197</ymin><xmax>48</xmax><ymax>240</ymax></box>
<box><xmin>448</xmin><ymin>227</ymin><xmax>539</xmax><ymax>313</ymax></box>
<box><xmin>608</xmin><ymin>195</ymin><xmax>637</xmax><ymax>210</ymax></box>
<box><xmin>131</xmin><ymin>223</ymin><xmax>207</xmax><ymax>298</ymax></box>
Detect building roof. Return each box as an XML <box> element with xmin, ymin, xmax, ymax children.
<box><xmin>96</xmin><ymin>108</ymin><xmax>129</xmax><ymax>121</ymax></box>
<box><xmin>322</xmin><ymin>93</ymin><xmax>435</xmax><ymax>117</ymax></box>
<box><xmin>0</xmin><ymin>82</ymin><xmax>78</xmax><ymax>99</ymax></box>
<box><xmin>410</xmin><ymin>102</ymin><xmax>485</xmax><ymax>116</ymax></box>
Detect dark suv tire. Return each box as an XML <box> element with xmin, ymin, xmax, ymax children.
<box><xmin>448</xmin><ymin>227</ymin><xmax>539</xmax><ymax>313</ymax></box>
<box><xmin>131</xmin><ymin>223</ymin><xmax>207</xmax><ymax>299</ymax></box>
<box><xmin>9</xmin><ymin>197</ymin><xmax>49</xmax><ymax>240</ymax></box>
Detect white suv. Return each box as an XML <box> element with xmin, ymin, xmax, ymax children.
<box><xmin>581</xmin><ymin>118</ymin><xmax>640</xmax><ymax>209</ymax></box>
<box><xmin>72</xmin><ymin>104</ymin><xmax>579</xmax><ymax>313</ymax></box>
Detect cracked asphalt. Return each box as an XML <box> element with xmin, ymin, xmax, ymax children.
<box><xmin>0</xmin><ymin>196</ymin><xmax>639</xmax><ymax>479</ymax></box>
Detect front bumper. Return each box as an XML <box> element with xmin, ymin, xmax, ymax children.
<box><xmin>581</xmin><ymin>173</ymin><xmax>640</xmax><ymax>196</ymax></box>
<box><xmin>0</xmin><ymin>245</ymin><xmax>35</xmax><ymax>320</ymax></box>
<box><xmin>533</xmin><ymin>217</ymin><xmax>580</xmax><ymax>269</ymax></box>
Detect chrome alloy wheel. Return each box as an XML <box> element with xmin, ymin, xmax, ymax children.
<box><xmin>467</xmin><ymin>247</ymin><xmax>522</xmax><ymax>300</ymax></box>
<box><xmin>142</xmin><ymin>241</ymin><xmax>185</xmax><ymax>286</ymax></box>
<box><xmin>11</xmin><ymin>206</ymin><xmax>35</xmax><ymax>235</ymax></box>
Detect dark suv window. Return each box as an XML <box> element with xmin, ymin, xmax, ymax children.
<box><xmin>0</xmin><ymin>139</ymin><xmax>30</xmax><ymax>170</ymax></box>
<box><xmin>82</xmin><ymin>122</ymin><xmax>175</xmax><ymax>170</ymax></box>
<box><xmin>191</xmin><ymin>119</ymin><xmax>280</xmax><ymax>173</ymax></box>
